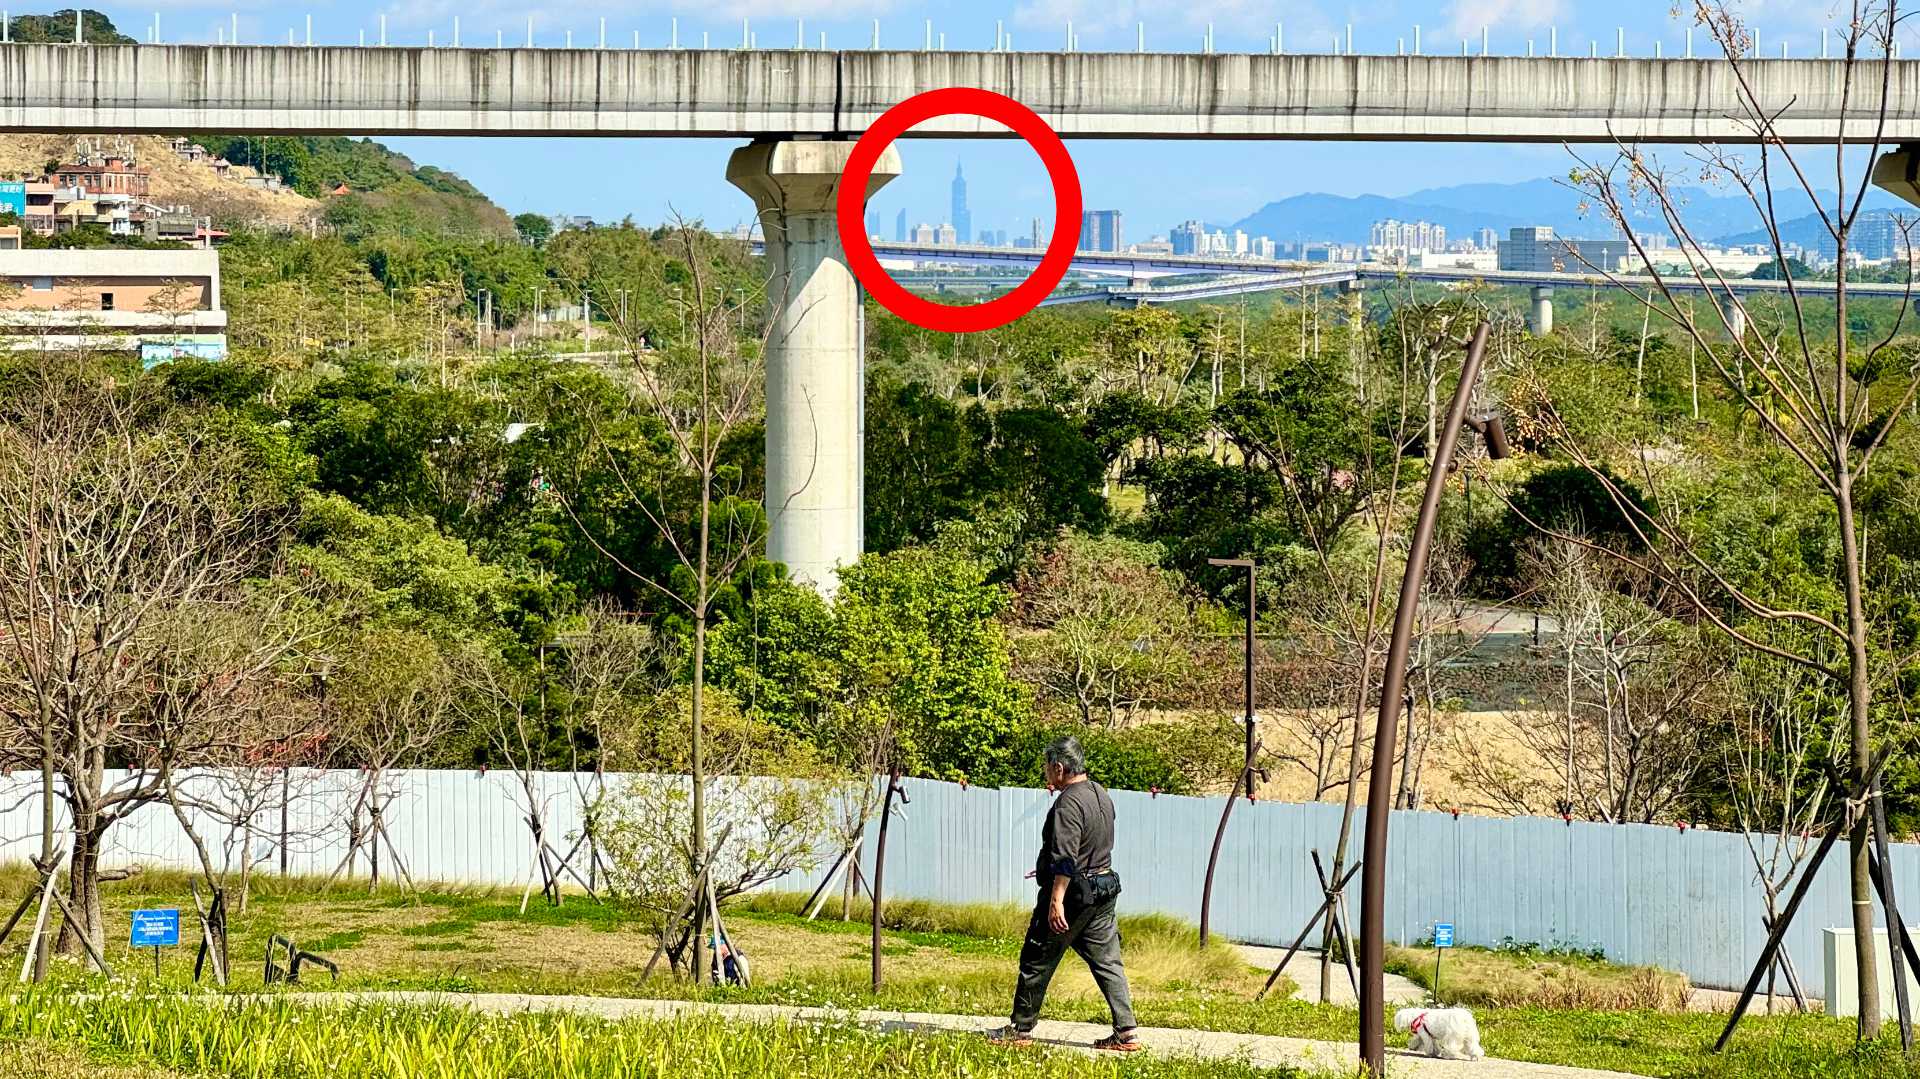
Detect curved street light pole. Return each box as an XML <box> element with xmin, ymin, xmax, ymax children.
<box><xmin>1358</xmin><ymin>321</ymin><xmax>1498</xmax><ymax>1075</ymax></box>
<box><xmin>1199</xmin><ymin>556</ymin><xmax>1256</xmax><ymax>944</ymax></box>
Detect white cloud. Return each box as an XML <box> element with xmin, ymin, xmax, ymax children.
<box><xmin>1439</xmin><ymin>0</ymin><xmax>1569</xmax><ymax>42</ymax></box>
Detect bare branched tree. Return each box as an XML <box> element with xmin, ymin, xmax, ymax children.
<box><xmin>453</xmin><ymin>644</ymin><xmax>570</xmax><ymax>906</ymax></box>
<box><xmin>557</xmin><ymin>217</ymin><xmax>773</xmax><ymax>983</ymax></box>
<box><xmin>0</xmin><ymin>358</ymin><xmax>307</xmax><ymax>962</ymax></box>
<box><xmin>1723</xmin><ymin>659</ymin><xmax>1845</xmax><ymax>1013</ymax></box>
<box><xmin>323</xmin><ymin>627</ymin><xmax>458</xmax><ymax>892</ymax></box>
<box><xmin>1519</xmin><ymin>1</ymin><xmax>1920</xmax><ymax>1033</ymax></box>
<box><xmin>1455</xmin><ymin>539</ymin><xmax>1725</xmax><ymax>823</ymax></box>
<box><xmin>555</xmin><ymin>601</ymin><xmax>670</xmax><ymax>893</ymax></box>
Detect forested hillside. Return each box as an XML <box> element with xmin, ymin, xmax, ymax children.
<box><xmin>10</xmin><ymin>202</ymin><xmax>1917</xmax><ymax>842</ymax></box>
<box><xmin>191</xmin><ymin>135</ymin><xmax>514</xmax><ymax>238</ymax></box>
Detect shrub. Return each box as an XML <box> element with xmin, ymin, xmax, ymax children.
<box><xmin>1006</xmin><ymin>713</ymin><xmax>1243</xmax><ymax>795</ymax></box>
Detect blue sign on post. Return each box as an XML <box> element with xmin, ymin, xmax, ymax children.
<box><xmin>1433</xmin><ymin>922</ymin><xmax>1454</xmax><ymax>948</ymax></box>
<box><xmin>130</xmin><ymin>908</ymin><xmax>181</xmax><ymax>948</ymax></box>
<box><xmin>0</xmin><ymin>181</ymin><xmax>23</xmax><ymax>218</ymax></box>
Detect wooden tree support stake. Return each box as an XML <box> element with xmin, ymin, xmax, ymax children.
<box><xmin>1256</xmin><ymin>854</ymin><xmax>1362</xmax><ymax>1002</ymax></box>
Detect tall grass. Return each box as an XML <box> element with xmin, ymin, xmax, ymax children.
<box><xmin>0</xmin><ymin>990</ymin><xmax>1301</xmax><ymax>1079</ymax></box>
<box><xmin>1384</xmin><ymin>944</ymin><xmax>1692</xmax><ymax>1012</ymax></box>
<box><xmin>736</xmin><ymin>891</ymin><xmax>1032</xmax><ymax>939</ymax></box>
<box><xmin>735</xmin><ymin>892</ymin><xmax>1249</xmax><ymax>983</ymax></box>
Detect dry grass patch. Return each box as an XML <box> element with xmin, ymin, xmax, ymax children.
<box><xmin>1386</xmin><ymin>942</ymin><xmax>1692</xmax><ymax>1011</ymax></box>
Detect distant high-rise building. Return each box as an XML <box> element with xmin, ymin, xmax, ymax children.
<box><xmin>1370</xmin><ymin>218</ymin><xmax>1449</xmax><ymax>257</ymax></box>
<box><xmin>1232</xmin><ymin>229</ymin><xmax>1249</xmax><ymax>256</ymax></box>
<box><xmin>1171</xmin><ymin>220</ymin><xmax>1206</xmax><ymax>255</ymax></box>
<box><xmin>1079</xmin><ymin>209</ymin><xmax>1123</xmax><ymax>252</ymax></box>
<box><xmin>936</xmin><ymin>223</ymin><xmax>958</xmax><ymax>245</ymax></box>
<box><xmin>896</xmin><ymin>208</ymin><xmax>908</xmax><ymax>243</ymax></box>
<box><xmin>1499</xmin><ymin>226</ymin><xmax>1630</xmax><ymax>272</ymax></box>
<box><xmin>1252</xmin><ymin>236</ymin><xmax>1276</xmax><ymax>259</ymax></box>
<box><xmin>1032</xmin><ymin>217</ymin><xmax>1045</xmax><ymax>248</ymax></box>
<box><xmin>1476</xmin><ymin>227</ymin><xmax>1498</xmax><ymax>251</ymax></box>
<box><xmin>951</xmin><ymin>162</ymin><xmax>971</xmax><ymax>245</ymax></box>
<box><xmin>913</xmin><ymin>222</ymin><xmax>936</xmax><ymax>244</ymax></box>
<box><xmin>1825</xmin><ymin>210</ymin><xmax>1904</xmax><ymax>261</ymax></box>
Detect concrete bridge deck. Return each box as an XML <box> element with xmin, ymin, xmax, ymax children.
<box><xmin>4</xmin><ymin>45</ymin><xmax>1920</xmax><ymax>141</ymax></box>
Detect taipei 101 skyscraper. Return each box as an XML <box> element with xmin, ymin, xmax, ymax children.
<box><xmin>951</xmin><ymin>161</ymin><xmax>971</xmax><ymax>245</ymax></box>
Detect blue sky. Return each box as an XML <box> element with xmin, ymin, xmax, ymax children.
<box><xmin>77</xmin><ymin>1</ymin><xmax>1895</xmax><ymax>237</ymax></box>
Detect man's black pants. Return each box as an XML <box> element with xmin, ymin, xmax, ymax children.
<box><xmin>1009</xmin><ymin>891</ymin><xmax>1137</xmax><ymax>1033</ymax></box>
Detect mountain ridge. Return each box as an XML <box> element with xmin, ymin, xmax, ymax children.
<box><xmin>1224</xmin><ymin>176</ymin><xmax>1908</xmax><ymax>247</ymax></box>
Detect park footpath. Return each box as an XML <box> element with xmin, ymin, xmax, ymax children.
<box><xmin>303</xmin><ymin>991</ymin><xmax>1653</xmax><ymax>1079</ymax></box>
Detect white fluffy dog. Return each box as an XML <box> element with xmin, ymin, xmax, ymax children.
<box><xmin>1394</xmin><ymin>1007</ymin><xmax>1485</xmax><ymax>1061</ymax></box>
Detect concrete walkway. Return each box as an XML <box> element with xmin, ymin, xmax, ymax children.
<box><xmin>1235</xmin><ymin>944</ymin><xmax>1427</xmax><ymax>1008</ymax></box>
<box><xmin>295</xmin><ymin>991</ymin><xmax>1653</xmax><ymax>1079</ymax></box>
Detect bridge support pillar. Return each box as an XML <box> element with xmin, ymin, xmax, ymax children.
<box><xmin>728</xmin><ymin>139</ymin><xmax>901</xmax><ymax>596</ymax></box>
<box><xmin>1340</xmin><ymin>278</ymin><xmax>1366</xmax><ymax>324</ymax></box>
<box><xmin>1529</xmin><ymin>286</ymin><xmax>1555</xmax><ymax>336</ymax></box>
<box><xmin>1718</xmin><ymin>292</ymin><xmax>1748</xmax><ymax>340</ymax></box>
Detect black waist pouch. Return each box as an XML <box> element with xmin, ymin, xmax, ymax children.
<box><xmin>1076</xmin><ymin>869</ymin><xmax>1122</xmax><ymax>907</ymax></box>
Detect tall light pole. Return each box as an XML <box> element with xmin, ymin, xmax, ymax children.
<box><xmin>1198</xmin><ymin>556</ymin><xmax>1256</xmax><ymax>944</ymax></box>
<box><xmin>1359</xmin><ymin>322</ymin><xmax>1506</xmax><ymax>1074</ymax></box>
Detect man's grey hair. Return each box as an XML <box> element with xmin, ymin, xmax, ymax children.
<box><xmin>1044</xmin><ymin>736</ymin><xmax>1087</xmax><ymax>777</ymax></box>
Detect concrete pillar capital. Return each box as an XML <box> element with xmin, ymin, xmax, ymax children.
<box><xmin>726</xmin><ymin>139</ymin><xmax>901</xmax><ymax>216</ymax></box>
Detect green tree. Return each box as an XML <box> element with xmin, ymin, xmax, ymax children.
<box><xmin>1008</xmin><ymin>531</ymin><xmax>1207</xmax><ymax>728</ymax></box>
<box><xmin>712</xmin><ymin>546</ymin><xmax>1030</xmax><ymax>785</ymax></box>
<box><xmin>515</xmin><ymin>212</ymin><xmax>554</xmax><ymax>248</ymax></box>
<box><xmin>8</xmin><ymin>8</ymin><xmax>132</xmax><ymax>42</ymax></box>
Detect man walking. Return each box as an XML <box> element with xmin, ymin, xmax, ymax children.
<box><xmin>992</xmin><ymin>736</ymin><xmax>1140</xmax><ymax>1052</ymax></box>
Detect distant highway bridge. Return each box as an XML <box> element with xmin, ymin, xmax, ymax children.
<box><xmin>770</xmin><ymin>240</ymin><xmax>1914</xmax><ymax>327</ymax></box>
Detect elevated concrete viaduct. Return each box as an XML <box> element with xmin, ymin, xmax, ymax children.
<box><xmin>2</xmin><ymin>46</ymin><xmax>1918</xmax><ymax>141</ymax></box>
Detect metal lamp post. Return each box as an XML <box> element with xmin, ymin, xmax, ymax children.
<box><xmin>1358</xmin><ymin>322</ymin><xmax>1506</xmax><ymax>1075</ymax></box>
<box><xmin>1213</xmin><ymin>556</ymin><xmax>1257</xmax><ymax>796</ymax></box>
<box><xmin>1198</xmin><ymin>556</ymin><xmax>1256</xmax><ymax>944</ymax></box>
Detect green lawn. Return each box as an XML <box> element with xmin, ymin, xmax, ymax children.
<box><xmin>3</xmin><ymin>867</ymin><xmax>1912</xmax><ymax>1078</ymax></box>
<box><xmin>0</xmin><ymin>991</ymin><xmax>1309</xmax><ymax>1079</ymax></box>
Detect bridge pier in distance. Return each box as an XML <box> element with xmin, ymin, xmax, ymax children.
<box><xmin>1718</xmin><ymin>292</ymin><xmax>1748</xmax><ymax>339</ymax></box>
<box><xmin>1529</xmin><ymin>285</ymin><xmax>1555</xmax><ymax>336</ymax></box>
<box><xmin>727</xmin><ymin>139</ymin><xmax>901</xmax><ymax>597</ymax></box>
<box><xmin>1340</xmin><ymin>278</ymin><xmax>1366</xmax><ymax>326</ymax></box>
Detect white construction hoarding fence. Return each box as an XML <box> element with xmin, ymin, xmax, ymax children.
<box><xmin>0</xmin><ymin>767</ymin><xmax>1914</xmax><ymax>999</ymax></box>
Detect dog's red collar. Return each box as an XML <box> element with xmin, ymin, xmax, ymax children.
<box><xmin>1410</xmin><ymin>1012</ymin><xmax>1428</xmax><ymax>1035</ymax></box>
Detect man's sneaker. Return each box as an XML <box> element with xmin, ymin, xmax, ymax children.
<box><xmin>1093</xmin><ymin>1030</ymin><xmax>1144</xmax><ymax>1053</ymax></box>
<box><xmin>988</xmin><ymin>1025</ymin><xmax>1036</xmax><ymax>1047</ymax></box>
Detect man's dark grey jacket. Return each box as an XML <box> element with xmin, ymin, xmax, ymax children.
<box><xmin>1035</xmin><ymin>779</ymin><xmax>1115</xmax><ymax>887</ymax></box>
